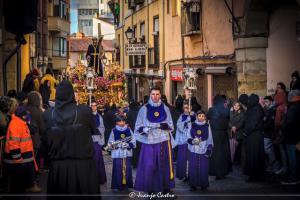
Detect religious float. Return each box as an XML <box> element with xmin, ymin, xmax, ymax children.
<box><xmin>69</xmin><ymin>62</ymin><xmax>127</xmax><ymax>108</ymax></box>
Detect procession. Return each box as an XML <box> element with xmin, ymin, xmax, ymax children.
<box><xmin>1</xmin><ymin>0</ymin><xmax>300</xmax><ymax>199</ymax></box>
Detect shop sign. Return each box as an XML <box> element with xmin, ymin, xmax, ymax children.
<box><xmin>170</xmin><ymin>66</ymin><xmax>183</xmax><ymax>81</ymax></box>
<box><xmin>125</xmin><ymin>43</ymin><xmax>147</xmax><ymax>55</ymax></box>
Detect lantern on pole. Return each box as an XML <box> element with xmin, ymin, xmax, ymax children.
<box><xmin>86</xmin><ymin>67</ymin><xmax>95</xmax><ymax>106</ymax></box>
<box><xmin>184</xmin><ymin>68</ymin><xmax>198</xmax><ymax>112</ymax></box>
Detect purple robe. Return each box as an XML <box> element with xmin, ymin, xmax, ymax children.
<box><xmin>134</xmin><ymin>141</ymin><xmax>175</xmax><ymax>192</ymax></box>
<box><xmin>188</xmin><ymin>152</ymin><xmax>209</xmax><ymax>187</ymax></box>
<box><xmin>187</xmin><ymin>121</ymin><xmax>213</xmax><ymax>188</ymax></box>
<box><xmin>93</xmin><ymin>143</ymin><xmax>107</xmax><ymax>184</ymax></box>
<box><xmin>111</xmin><ymin>157</ymin><xmax>133</xmax><ymax>190</ymax></box>
<box><xmin>176</xmin><ymin>143</ymin><xmax>188</xmax><ymax>179</ymax></box>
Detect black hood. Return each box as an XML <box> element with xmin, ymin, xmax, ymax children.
<box><xmin>248</xmin><ymin>94</ymin><xmax>259</xmax><ymax>108</ymax></box>
<box><xmin>54</xmin><ymin>80</ymin><xmax>77</xmax><ymax>125</ymax></box>
<box><xmin>238</xmin><ymin>94</ymin><xmax>249</xmax><ymax>107</ymax></box>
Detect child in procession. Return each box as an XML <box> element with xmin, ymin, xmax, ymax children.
<box><xmin>175</xmin><ymin>102</ymin><xmax>196</xmax><ymax>181</ymax></box>
<box><xmin>108</xmin><ymin>115</ymin><xmax>136</xmax><ymax>191</ymax></box>
<box><xmin>187</xmin><ymin>111</ymin><xmax>214</xmax><ymax>191</ymax></box>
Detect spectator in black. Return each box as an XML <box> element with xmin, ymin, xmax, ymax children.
<box><xmin>191</xmin><ymin>97</ymin><xmax>201</xmax><ymax>113</ymax></box>
<box><xmin>174</xmin><ymin>95</ymin><xmax>184</xmax><ymax>113</ymax></box>
<box><xmin>290</xmin><ymin>71</ymin><xmax>300</xmax><ymax>91</ymax></box>
<box><xmin>228</xmin><ymin>101</ymin><xmax>245</xmax><ymax>165</ymax></box>
<box><xmin>103</xmin><ymin>103</ymin><xmax>117</xmax><ymax>144</ymax></box>
<box><xmin>127</xmin><ymin>100</ymin><xmax>140</xmax><ymax>168</ymax></box>
<box><xmin>262</xmin><ymin>96</ymin><xmax>282</xmax><ymax>174</ymax></box>
<box><xmin>242</xmin><ymin>94</ymin><xmax>265</xmax><ymax>182</ymax></box>
<box><xmin>7</xmin><ymin>90</ymin><xmax>17</xmax><ymax>98</ymax></box>
<box><xmin>238</xmin><ymin>94</ymin><xmax>249</xmax><ymax>111</ymax></box>
<box><xmin>22</xmin><ymin>68</ymin><xmax>40</xmax><ymax>94</ymax></box>
<box><xmin>207</xmin><ymin>95</ymin><xmax>231</xmax><ymax>179</ymax></box>
<box><xmin>16</xmin><ymin>92</ymin><xmax>28</xmax><ymax>106</ymax></box>
<box><xmin>281</xmin><ymin>90</ymin><xmax>300</xmax><ymax>185</ymax></box>
<box><xmin>39</xmin><ymin>80</ymin><xmax>51</xmax><ymax>109</ymax></box>
<box><xmin>26</xmin><ymin>91</ymin><xmax>45</xmax><ymax>192</ymax></box>
<box><xmin>143</xmin><ymin>95</ymin><xmax>149</xmax><ymax>105</ymax></box>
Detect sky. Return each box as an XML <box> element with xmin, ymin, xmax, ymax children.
<box><xmin>70</xmin><ymin>0</ymin><xmax>78</xmax><ymax>34</ymax></box>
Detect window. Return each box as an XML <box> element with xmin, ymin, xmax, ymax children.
<box><xmin>153</xmin><ymin>17</ymin><xmax>159</xmax><ymax>32</ymax></box>
<box><xmin>53</xmin><ymin>0</ymin><xmax>68</xmax><ymax>20</ymax></box>
<box><xmin>167</xmin><ymin>0</ymin><xmax>170</xmax><ymax>14</ymax></box>
<box><xmin>140</xmin><ymin>22</ymin><xmax>145</xmax><ymax>37</ymax></box>
<box><xmin>150</xmin><ymin>16</ymin><xmax>159</xmax><ymax>67</ymax></box>
<box><xmin>181</xmin><ymin>0</ymin><xmax>201</xmax><ymax>36</ymax></box>
<box><xmin>172</xmin><ymin>0</ymin><xmax>178</xmax><ymax>17</ymax></box>
<box><xmin>53</xmin><ymin>37</ymin><xmax>67</xmax><ymax>57</ymax></box>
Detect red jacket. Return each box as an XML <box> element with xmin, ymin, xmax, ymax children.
<box><xmin>274</xmin><ymin>90</ymin><xmax>287</xmax><ymax>131</ymax></box>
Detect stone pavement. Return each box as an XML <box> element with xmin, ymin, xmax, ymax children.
<box><xmin>10</xmin><ymin>152</ymin><xmax>300</xmax><ymax>200</ymax></box>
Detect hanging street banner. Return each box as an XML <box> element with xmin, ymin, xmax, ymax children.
<box><xmin>125</xmin><ymin>43</ymin><xmax>147</xmax><ymax>56</ymax></box>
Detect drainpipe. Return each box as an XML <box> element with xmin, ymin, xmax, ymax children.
<box><xmin>3</xmin><ymin>35</ymin><xmax>26</xmax><ymax>94</ymax></box>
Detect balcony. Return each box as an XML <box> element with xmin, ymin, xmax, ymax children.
<box><xmin>181</xmin><ymin>0</ymin><xmax>201</xmax><ymax>37</ymax></box>
<box><xmin>48</xmin><ymin>16</ymin><xmax>70</xmax><ymax>33</ymax></box>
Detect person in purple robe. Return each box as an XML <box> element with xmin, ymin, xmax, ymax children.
<box><xmin>187</xmin><ymin>111</ymin><xmax>214</xmax><ymax>191</ymax></box>
<box><xmin>175</xmin><ymin>102</ymin><xmax>196</xmax><ymax>181</ymax></box>
<box><xmin>90</xmin><ymin>100</ymin><xmax>107</xmax><ymax>185</ymax></box>
<box><xmin>134</xmin><ymin>86</ymin><xmax>176</xmax><ymax>194</ymax></box>
<box><xmin>107</xmin><ymin>115</ymin><xmax>135</xmax><ymax>191</ymax></box>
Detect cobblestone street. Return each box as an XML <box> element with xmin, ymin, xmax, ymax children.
<box><xmin>27</xmin><ymin>152</ymin><xmax>300</xmax><ymax>200</ymax></box>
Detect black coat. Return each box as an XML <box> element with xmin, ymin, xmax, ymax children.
<box><xmin>228</xmin><ymin>110</ymin><xmax>245</xmax><ymax>141</ymax></box>
<box><xmin>282</xmin><ymin>98</ymin><xmax>300</xmax><ymax>144</ymax></box>
<box><xmin>42</xmin><ymin>81</ymin><xmax>100</xmax><ymax>198</ymax></box>
<box><xmin>262</xmin><ymin>106</ymin><xmax>276</xmax><ymax>138</ymax></box>
<box><xmin>103</xmin><ymin>108</ymin><xmax>117</xmax><ymax>144</ymax></box>
<box><xmin>242</xmin><ymin>94</ymin><xmax>265</xmax><ymax>178</ymax></box>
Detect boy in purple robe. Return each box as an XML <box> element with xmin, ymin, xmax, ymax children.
<box><xmin>175</xmin><ymin>102</ymin><xmax>196</xmax><ymax>181</ymax></box>
<box><xmin>187</xmin><ymin>111</ymin><xmax>214</xmax><ymax>191</ymax></box>
<box><xmin>108</xmin><ymin>115</ymin><xmax>135</xmax><ymax>191</ymax></box>
<box><xmin>91</xmin><ymin>100</ymin><xmax>107</xmax><ymax>184</ymax></box>
<box><xmin>134</xmin><ymin>86</ymin><xmax>176</xmax><ymax>194</ymax></box>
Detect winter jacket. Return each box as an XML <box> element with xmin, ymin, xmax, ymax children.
<box><xmin>228</xmin><ymin>110</ymin><xmax>245</xmax><ymax>140</ymax></box>
<box><xmin>281</xmin><ymin>96</ymin><xmax>300</xmax><ymax>144</ymax></box>
<box><xmin>274</xmin><ymin>90</ymin><xmax>287</xmax><ymax>131</ymax></box>
<box><xmin>4</xmin><ymin>114</ymin><xmax>35</xmax><ymax>165</ymax></box>
<box><xmin>262</xmin><ymin>106</ymin><xmax>276</xmax><ymax>138</ymax></box>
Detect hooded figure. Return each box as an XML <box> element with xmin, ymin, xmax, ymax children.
<box><xmin>242</xmin><ymin>94</ymin><xmax>265</xmax><ymax>181</ymax></box>
<box><xmin>207</xmin><ymin>95</ymin><xmax>231</xmax><ymax>179</ymax></box>
<box><xmin>42</xmin><ymin>80</ymin><xmax>100</xmax><ymax>199</ymax></box>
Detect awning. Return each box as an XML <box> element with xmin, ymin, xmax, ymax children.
<box><xmin>204</xmin><ymin>66</ymin><xmax>235</xmax><ymax>74</ymax></box>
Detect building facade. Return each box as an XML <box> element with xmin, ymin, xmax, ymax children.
<box><xmin>112</xmin><ymin>0</ymin><xmax>165</xmax><ymax>102</ymax></box>
<box><xmin>48</xmin><ymin>0</ymin><xmax>70</xmax><ymax>72</ymax></box>
<box><xmin>112</xmin><ymin>0</ymin><xmax>300</xmax><ymax>110</ymax></box>
<box><xmin>68</xmin><ymin>33</ymin><xmax>115</xmax><ymax>69</ymax></box>
<box><xmin>76</xmin><ymin>0</ymin><xmax>99</xmax><ymax>36</ymax></box>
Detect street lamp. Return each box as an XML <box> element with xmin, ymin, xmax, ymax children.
<box><xmin>125</xmin><ymin>26</ymin><xmax>134</xmax><ymax>42</ymax></box>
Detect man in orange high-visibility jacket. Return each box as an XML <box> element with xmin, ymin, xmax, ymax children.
<box><xmin>4</xmin><ymin>106</ymin><xmax>36</xmax><ymax>194</ymax></box>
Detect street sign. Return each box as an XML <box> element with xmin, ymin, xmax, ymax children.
<box><xmin>125</xmin><ymin>43</ymin><xmax>147</xmax><ymax>55</ymax></box>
